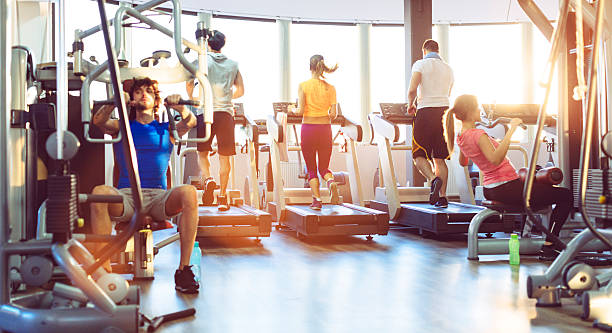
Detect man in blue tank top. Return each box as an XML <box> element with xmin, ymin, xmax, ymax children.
<box><xmin>91</xmin><ymin>77</ymin><xmax>200</xmax><ymax>294</ymax></box>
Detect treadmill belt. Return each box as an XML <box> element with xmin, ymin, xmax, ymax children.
<box><xmin>290</xmin><ymin>204</ymin><xmax>372</xmax><ymax>216</ymax></box>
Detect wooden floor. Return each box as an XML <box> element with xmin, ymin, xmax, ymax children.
<box><xmin>136</xmin><ymin>226</ymin><xmax>604</xmax><ymax>333</ymax></box>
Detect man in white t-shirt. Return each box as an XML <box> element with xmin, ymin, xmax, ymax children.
<box><xmin>407</xmin><ymin>39</ymin><xmax>454</xmax><ymax>208</ymax></box>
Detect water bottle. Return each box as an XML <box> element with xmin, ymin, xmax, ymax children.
<box><xmin>190</xmin><ymin>241</ymin><xmax>202</xmax><ymax>283</ymax></box>
<box><xmin>509</xmin><ymin>234</ymin><xmax>520</xmax><ymax>265</ymax></box>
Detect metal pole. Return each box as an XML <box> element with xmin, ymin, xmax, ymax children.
<box><xmin>0</xmin><ymin>0</ymin><xmax>11</xmax><ymax>306</ymax></box>
<box><xmin>54</xmin><ymin>0</ymin><xmax>67</xmax><ymax>159</ymax></box>
<box><xmin>359</xmin><ymin>23</ymin><xmax>372</xmax><ymax>143</ymax></box>
<box><xmin>278</xmin><ymin>19</ymin><xmax>291</xmax><ymax>102</ymax></box>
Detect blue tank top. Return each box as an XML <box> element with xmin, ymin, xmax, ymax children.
<box><xmin>114</xmin><ymin>120</ymin><xmax>173</xmax><ymax>189</ymax></box>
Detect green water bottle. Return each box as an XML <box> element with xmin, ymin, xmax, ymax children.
<box><xmin>509</xmin><ymin>234</ymin><xmax>520</xmax><ymax>265</ymax></box>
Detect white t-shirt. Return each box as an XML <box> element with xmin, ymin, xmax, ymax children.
<box><xmin>411</xmin><ymin>57</ymin><xmax>454</xmax><ymax>109</ymax></box>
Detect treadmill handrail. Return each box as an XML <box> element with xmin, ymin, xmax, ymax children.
<box><xmin>266</xmin><ymin>114</ymin><xmax>283</xmax><ymax>143</ymax></box>
<box><xmin>368</xmin><ymin>113</ymin><xmax>400</xmax><ymax>142</ymax></box>
<box><xmin>340</xmin><ymin>115</ymin><xmax>363</xmax><ymax>142</ymax></box>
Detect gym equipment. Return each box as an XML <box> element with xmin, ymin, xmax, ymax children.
<box><xmin>266</xmin><ymin>102</ymin><xmax>389</xmax><ymax>239</ymax></box>
<box><xmin>369</xmin><ymin>103</ymin><xmax>502</xmax><ymax>235</ymax></box>
<box><xmin>521</xmin><ymin>1</ymin><xmax>612</xmax><ymax>329</ymax></box>
<box><xmin>0</xmin><ymin>1</ymin><xmax>199</xmax><ymax>331</ymax></box>
<box><xmin>177</xmin><ymin>103</ymin><xmax>272</xmax><ymax>241</ymax></box>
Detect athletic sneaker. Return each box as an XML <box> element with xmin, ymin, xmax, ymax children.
<box><xmin>310</xmin><ymin>198</ymin><xmax>322</xmax><ymax>210</ymax></box>
<box><xmin>429</xmin><ymin>176</ymin><xmax>443</xmax><ymax>205</ymax></box>
<box><xmin>538</xmin><ymin>245</ymin><xmax>562</xmax><ymax>261</ymax></box>
<box><xmin>327</xmin><ymin>179</ymin><xmax>339</xmax><ymax>205</ymax></box>
<box><xmin>435</xmin><ymin>197</ymin><xmax>449</xmax><ymax>208</ymax></box>
<box><xmin>174</xmin><ymin>265</ymin><xmax>199</xmax><ymax>294</ymax></box>
<box><xmin>202</xmin><ymin>177</ymin><xmax>216</xmax><ymax>206</ymax></box>
<box><xmin>217</xmin><ymin>195</ymin><xmax>230</xmax><ymax>212</ymax></box>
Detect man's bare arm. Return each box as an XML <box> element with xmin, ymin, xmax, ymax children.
<box><xmin>92</xmin><ymin>105</ymin><xmax>120</xmax><ymax>135</ymax></box>
<box><xmin>166</xmin><ymin>94</ymin><xmax>197</xmax><ymax>137</ymax></box>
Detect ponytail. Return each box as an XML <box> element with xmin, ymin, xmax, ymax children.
<box><xmin>310</xmin><ymin>54</ymin><xmax>338</xmax><ymax>79</ymax></box>
<box><xmin>444</xmin><ymin>108</ymin><xmax>456</xmax><ymax>155</ymax></box>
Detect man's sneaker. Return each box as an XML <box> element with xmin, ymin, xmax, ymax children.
<box><xmin>310</xmin><ymin>197</ymin><xmax>322</xmax><ymax>210</ymax></box>
<box><xmin>327</xmin><ymin>179</ymin><xmax>339</xmax><ymax>205</ymax></box>
<box><xmin>429</xmin><ymin>176</ymin><xmax>443</xmax><ymax>205</ymax></box>
<box><xmin>538</xmin><ymin>245</ymin><xmax>561</xmax><ymax>261</ymax></box>
<box><xmin>434</xmin><ymin>197</ymin><xmax>449</xmax><ymax>208</ymax></box>
<box><xmin>174</xmin><ymin>265</ymin><xmax>199</xmax><ymax>294</ymax></box>
<box><xmin>202</xmin><ymin>177</ymin><xmax>216</xmax><ymax>206</ymax></box>
<box><xmin>217</xmin><ymin>195</ymin><xmax>230</xmax><ymax>212</ymax></box>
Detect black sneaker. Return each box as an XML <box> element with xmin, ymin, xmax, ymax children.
<box><xmin>202</xmin><ymin>177</ymin><xmax>216</xmax><ymax>206</ymax></box>
<box><xmin>538</xmin><ymin>245</ymin><xmax>561</xmax><ymax>261</ymax></box>
<box><xmin>429</xmin><ymin>177</ymin><xmax>443</xmax><ymax>205</ymax></box>
<box><xmin>217</xmin><ymin>195</ymin><xmax>230</xmax><ymax>212</ymax></box>
<box><xmin>174</xmin><ymin>265</ymin><xmax>199</xmax><ymax>294</ymax></box>
<box><xmin>435</xmin><ymin>197</ymin><xmax>448</xmax><ymax>208</ymax></box>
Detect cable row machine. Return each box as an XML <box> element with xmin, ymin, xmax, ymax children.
<box><xmin>265</xmin><ymin>102</ymin><xmax>389</xmax><ymax>240</ymax></box>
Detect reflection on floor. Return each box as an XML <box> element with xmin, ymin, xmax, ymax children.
<box><xmin>136</xmin><ymin>227</ymin><xmax>602</xmax><ymax>333</ymax></box>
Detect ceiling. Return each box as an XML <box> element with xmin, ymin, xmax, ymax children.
<box><xmin>130</xmin><ymin>0</ymin><xmax>560</xmax><ymax>24</ymax></box>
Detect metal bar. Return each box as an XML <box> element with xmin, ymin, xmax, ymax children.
<box><xmin>0</xmin><ymin>0</ymin><xmax>11</xmax><ymax>305</ymax></box>
<box><xmin>522</xmin><ymin>0</ymin><xmax>572</xmax><ymax>249</ymax></box>
<box><xmin>77</xmin><ymin>0</ymin><xmax>167</xmax><ymax>40</ymax></box>
<box><xmin>577</xmin><ymin>0</ymin><xmax>612</xmax><ymax>249</ymax></box>
<box><xmin>87</xmin><ymin>0</ymin><xmax>143</xmax><ymax>275</ymax></box>
<box><xmin>51</xmin><ymin>243</ymin><xmax>117</xmax><ymax>314</ymax></box>
<box><xmin>54</xmin><ymin>0</ymin><xmax>67</xmax><ymax>159</ymax></box>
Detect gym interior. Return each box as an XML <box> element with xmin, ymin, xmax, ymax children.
<box><xmin>0</xmin><ymin>0</ymin><xmax>610</xmax><ymax>332</ymax></box>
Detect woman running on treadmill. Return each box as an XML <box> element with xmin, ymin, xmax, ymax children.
<box><xmin>444</xmin><ymin>94</ymin><xmax>573</xmax><ymax>260</ymax></box>
<box><xmin>293</xmin><ymin>54</ymin><xmax>340</xmax><ymax>210</ymax></box>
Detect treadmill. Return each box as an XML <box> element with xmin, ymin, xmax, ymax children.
<box><xmin>178</xmin><ymin>103</ymin><xmax>272</xmax><ymax>240</ymax></box>
<box><xmin>265</xmin><ymin>102</ymin><xmax>389</xmax><ymax>239</ymax></box>
<box><xmin>368</xmin><ymin>103</ymin><xmax>510</xmax><ymax>235</ymax></box>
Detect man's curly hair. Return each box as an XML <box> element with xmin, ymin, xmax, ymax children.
<box><xmin>124</xmin><ymin>77</ymin><xmax>162</xmax><ymax>119</ymax></box>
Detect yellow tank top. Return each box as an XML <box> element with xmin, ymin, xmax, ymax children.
<box><xmin>300</xmin><ymin>78</ymin><xmax>337</xmax><ymax>117</ymax></box>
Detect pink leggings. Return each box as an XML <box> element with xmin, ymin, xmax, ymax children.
<box><xmin>300</xmin><ymin>124</ymin><xmax>332</xmax><ymax>181</ymax></box>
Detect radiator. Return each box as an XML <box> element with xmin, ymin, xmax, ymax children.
<box><xmin>281</xmin><ymin>161</ymin><xmax>305</xmax><ymax>188</ymax></box>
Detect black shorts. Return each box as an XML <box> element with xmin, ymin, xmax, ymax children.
<box><xmin>196</xmin><ymin>112</ymin><xmax>236</xmax><ymax>156</ymax></box>
<box><xmin>412</xmin><ymin>106</ymin><xmax>450</xmax><ymax>161</ymax></box>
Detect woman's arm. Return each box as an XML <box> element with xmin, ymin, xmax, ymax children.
<box><xmin>296</xmin><ymin>84</ymin><xmax>305</xmax><ymax>116</ymax></box>
<box><xmin>329</xmin><ymin>104</ymin><xmax>338</xmax><ymax>120</ymax></box>
<box><xmin>477</xmin><ymin>118</ymin><xmax>522</xmax><ymax>165</ymax></box>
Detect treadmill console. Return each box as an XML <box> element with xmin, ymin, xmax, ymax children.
<box><xmin>233</xmin><ymin>102</ymin><xmax>248</xmax><ymax>126</ymax></box>
<box><xmin>272</xmin><ymin>102</ymin><xmax>345</xmax><ymax>125</ymax></box>
<box><xmin>482</xmin><ymin>104</ymin><xmax>556</xmax><ymax>128</ymax></box>
<box><xmin>379</xmin><ymin>103</ymin><xmax>414</xmax><ymax>124</ymax></box>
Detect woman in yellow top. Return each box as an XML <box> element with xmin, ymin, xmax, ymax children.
<box><xmin>295</xmin><ymin>54</ymin><xmax>339</xmax><ymax>210</ymax></box>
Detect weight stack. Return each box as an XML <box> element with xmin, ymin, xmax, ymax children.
<box><xmin>573</xmin><ymin>169</ymin><xmax>612</xmax><ymax>221</ymax></box>
<box><xmin>46</xmin><ymin>174</ymin><xmax>78</xmax><ymax>243</ymax></box>
<box><xmin>572</xmin><ymin>169</ymin><xmax>604</xmax><ymax>208</ymax></box>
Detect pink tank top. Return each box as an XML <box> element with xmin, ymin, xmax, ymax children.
<box><xmin>456</xmin><ymin>128</ymin><xmax>519</xmax><ymax>186</ymax></box>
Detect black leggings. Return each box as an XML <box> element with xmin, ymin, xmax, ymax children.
<box><xmin>483</xmin><ymin>179</ymin><xmax>573</xmax><ymax>242</ymax></box>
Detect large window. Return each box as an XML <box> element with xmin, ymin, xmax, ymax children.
<box><xmin>532</xmin><ymin>26</ymin><xmax>558</xmax><ymax>115</ymax></box>
<box><xmin>209</xmin><ymin>17</ymin><xmax>279</xmax><ymax>120</ymax></box>
<box><xmin>370</xmin><ymin>26</ymin><xmax>405</xmax><ymax>113</ymax></box>
<box><xmin>448</xmin><ymin>24</ymin><xmax>523</xmax><ymax>104</ymax></box>
<box><xmin>290</xmin><ymin>23</ymin><xmax>360</xmax><ymax>120</ymax></box>
<box><xmin>65</xmin><ymin>0</ymin><xmax>119</xmax><ymax>100</ymax></box>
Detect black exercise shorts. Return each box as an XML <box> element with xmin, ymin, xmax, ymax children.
<box><xmin>196</xmin><ymin>112</ymin><xmax>236</xmax><ymax>156</ymax></box>
<box><xmin>412</xmin><ymin>106</ymin><xmax>450</xmax><ymax>161</ymax></box>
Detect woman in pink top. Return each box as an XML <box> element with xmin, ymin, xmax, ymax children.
<box><xmin>444</xmin><ymin>94</ymin><xmax>573</xmax><ymax>260</ymax></box>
